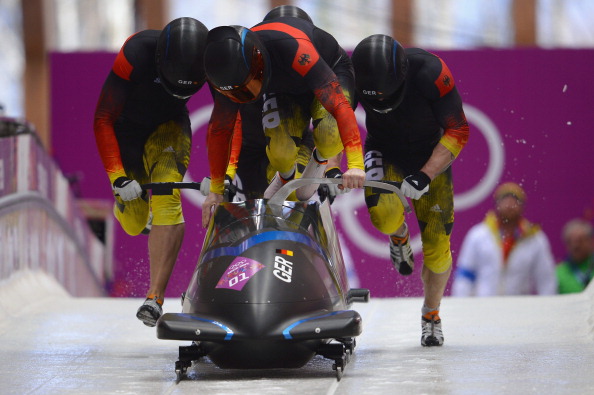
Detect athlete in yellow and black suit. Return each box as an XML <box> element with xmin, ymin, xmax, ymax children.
<box><xmin>352</xmin><ymin>35</ymin><xmax>469</xmax><ymax>347</ymax></box>
<box><xmin>200</xmin><ymin>13</ymin><xmax>365</xmax><ymax>227</ymax></box>
<box><xmin>202</xmin><ymin>6</ymin><xmax>353</xmax><ymax>204</ymax></box>
<box><xmin>222</xmin><ymin>100</ymin><xmax>315</xmax><ymax>201</ymax></box>
<box><xmin>93</xmin><ymin>18</ymin><xmax>208</xmax><ymax>327</ymax></box>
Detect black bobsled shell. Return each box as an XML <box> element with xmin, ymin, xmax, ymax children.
<box><xmin>157</xmin><ymin>198</ymin><xmax>367</xmax><ymax>370</ymax></box>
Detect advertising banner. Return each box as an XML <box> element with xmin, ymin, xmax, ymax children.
<box><xmin>50</xmin><ymin>49</ymin><xmax>594</xmax><ymax>297</ymax></box>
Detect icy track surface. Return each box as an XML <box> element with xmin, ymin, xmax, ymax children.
<box><xmin>1</xmin><ymin>270</ymin><xmax>594</xmax><ymax>395</ymax></box>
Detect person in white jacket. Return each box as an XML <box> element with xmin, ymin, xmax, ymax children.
<box><xmin>452</xmin><ymin>182</ymin><xmax>557</xmax><ymax>296</ymax></box>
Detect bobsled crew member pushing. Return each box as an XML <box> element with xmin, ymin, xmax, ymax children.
<box><xmin>200</xmin><ymin>7</ymin><xmax>366</xmax><ymax>228</ymax></box>
<box><xmin>94</xmin><ymin>4</ymin><xmax>470</xmax><ymax>352</ymax></box>
<box><xmin>94</xmin><ymin>17</ymin><xmax>209</xmax><ymax>327</ymax></box>
<box><xmin>351</xmin><ymin>34</ymin><xmax>470</xmax><ymax>346</ymax></box>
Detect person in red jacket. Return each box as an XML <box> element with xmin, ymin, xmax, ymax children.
<box><xmin>352</xmin><ymin>35</ymin><xmax>470</xmax><ymax>346</ymax></box>
<box><xmin>200</xmin><ymin>12</ymin><xmax>365</xmax><ymax>227</ymax></box>
<box><xmin>93</xmin><ymin>17</ymin><xmax>208</xmax><ymax>327</ymax></box>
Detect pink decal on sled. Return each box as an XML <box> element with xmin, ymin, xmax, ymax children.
<box><xmin>216</xmin><ymin>257</ymin><xmax>265</xmax><ymax>291</ymax></box>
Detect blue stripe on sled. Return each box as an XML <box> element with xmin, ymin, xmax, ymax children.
<box><xmin>282</xmin><ymin>311</ymin><xmax>344</xmax><ymax>339</ymax></box>
<box><xmin>202</xmin><ymin>231</ymin><xmax>325</xmax><ymax>261</ymax></box>
<box><xmin>179</xmin><ymin>314</ymin><xmax>234</xmax><ymax>340</ymax></box>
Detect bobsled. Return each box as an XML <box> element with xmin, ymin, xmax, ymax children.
<box><xmin>144</xmin><ymin>179</ymin><xmax>409</xmax><ymax>380</ymax></box>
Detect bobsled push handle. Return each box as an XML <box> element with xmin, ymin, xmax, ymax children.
<box><xmin>141</xmin><ymin>182</ymin><xmax>201</xmax><ymax>195</ymax></box>
<box><xmin>267</xmin><ymin>178</ymin><xmax>411</xmax><ymax>213</ymax></box>
<box><xmin>347</xmin><ymin>288</ymin><xmax>370</xmax><ymax>304</ymax></box>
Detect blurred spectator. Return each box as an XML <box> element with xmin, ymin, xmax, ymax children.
<box><xmin>452</xmin><ymin>182</ymin><xmax>557</xmax><ymax>296</ymax></box>
<box><xmin>556</xmin><ymin>219</ymin><xmax>594</xmax><ymax>294</ymax></box>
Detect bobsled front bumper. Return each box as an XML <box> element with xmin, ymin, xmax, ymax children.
<box><xmin>156</xmin><ymin>310</ymin><xmax>363</xmax><ymax>342</ymax></box>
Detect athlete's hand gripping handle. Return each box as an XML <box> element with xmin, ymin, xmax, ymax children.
<box><xmin>113</xmin><ymin>176</ymin><xmax>143</xmax><ymax>201</ymax></box>
<box><xmin>401</xmin><ymin>171</ymin><xmax>431</xmax><ymax>200</ymax></box>
<box><xmin>200</xmin><ymin>177</ymin><xmax>211</xmax><ymax>196</ymax></box>
<box><xmin>325</xmin><ymin>167</ymin><xmax>352</xmax><ymax>198</ymax></box>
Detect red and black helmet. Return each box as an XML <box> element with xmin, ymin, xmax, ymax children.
<box><xmin>156</xmin><ymin>17</ymin><xmax>208</xmax><ymax>99</ymax></box>
<box><xmin>351</xmin><ymin>34</ymin><xmax>408</xmax><ymax>113</ymax></box>
<box><xmin>263</xmin><ymin>5</ymin><xmax>313</xmax><ymax>23</ymax></box>
<box><xmin>204</xmin><ymin>26</ymin><xmax>270</xmax><ymax>104</ymax></box>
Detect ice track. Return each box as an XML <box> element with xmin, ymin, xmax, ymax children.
<box><xmin>1</xmin><ymin>270</ymin><xmax>594</xmax><ymax>395</ymax></box>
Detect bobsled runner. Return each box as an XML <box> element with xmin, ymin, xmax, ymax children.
<box><xmin>142</xmin><ymin>179</ymin><xmax>409</xmax><ymax>381</ymax></box>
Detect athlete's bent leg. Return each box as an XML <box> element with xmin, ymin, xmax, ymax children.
<box><xmin>262</xmin><ymin>93</ymin><xmax>309</xmax><ymax>198</ymax></box>
<box><xmin>113</xmin><ymin>194</ymin><xmax>150</xmax><ymax>236</ymax></box>
<box><xmin>136</xmin><ymin>120</ymin><xmax>190</xmax><ymax>326</ymax></box>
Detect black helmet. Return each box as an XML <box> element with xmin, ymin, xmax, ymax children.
<box><xmin>204</xmin><ymin>25</ymin><xmax>269</xmax><ymax>103</ymax></box>
<box><xmin>156</xmin><ymin>17</ymin><xmax>208</xmax><ymax>99</ymax></box>
<box><xmin>263</xmin><ymin>5</ymin><xmax>313</xmax><ymax>23</ymax></box>
<box><xmin>351</xmin><ymin>34</ymin><xmax>408</xmax><ymax>113</ymax></box>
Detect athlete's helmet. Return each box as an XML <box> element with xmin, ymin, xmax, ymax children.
<box><xmin>156</xmin><ymin>17</ymin><xmax>208</xmax><ymax>99</ymax></box>
<box><xmin>263</xmin><ymin>5</ymin><xmax>313</xmax><ymax>23</ymax></box>
<box><xmin>351</xmin><ymin>34</ymin><xmax>408</xmax><ymax>113</ymax></box>
<box><xmin>204</xmin><ymin>26</ymin><xmax>269</xmax><ymax>103</ymax></box>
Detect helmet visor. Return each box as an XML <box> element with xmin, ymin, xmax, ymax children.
<box><xmin>366</xmin><ymin>81</ymin><xmax>406</xmax><ymax>114</ymax></box>
<box><xmin>213</xmin><ymin>47</ymin><xmax>265</xmax><ymax>103</ymax></box>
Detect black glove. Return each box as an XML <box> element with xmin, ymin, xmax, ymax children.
<box><xmin>326</xmin><ymin>167</ymin><xmax>351</xmax><ymax>196</ymax></box>
<box><xmin>224</xmin><ymin>175</ymin><xmax>237</xmax><ymax>202</ymax></box>
<box><xmin>113</xmin><ymin>176</ymin><xmax>143</xmax><ymax>201</ymax></box>
<box><xmin>401</xmin><ymin>171</ymin><xmax>431</xmax><ymax>200</ymax></box>
<box><xmin>318</xmin><ymin>167</ymin><xmax>350</xmax><ymax>204</ymax></box>
<box><xmin>317</xmin><ymin>184</ymin><xmax>332</xmax><ymax>204</ymax></box>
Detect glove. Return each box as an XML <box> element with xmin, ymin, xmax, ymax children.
<box><xmin>224</xmin><ymin>175</ymin><xmax>236</xmax><ymax>202</ymax></box>
<box><xmin>201</xmin><ymin>176</ymin><xmax>235</xmax><ymax>200</ymax></box>
<box><xmin>200</xmin><ymin>177</ymin><xmax>211</xmax><ymax>196</ymax></box>
<box><xmin>325</xmin><ymin>167</ymin><xmax>351</xmax><ymax>198</ymax></box>
<box><xmin>113</xmin><ymin>177</ymin><xmax>143</xmax><ymax>201</ymax></box>
<box><xmin>401</xmin><ymin>171</ymin><xmax>431</xmax><ymax>200</ymax></box>
<box><xmin>317</xmin><ymin>184</ymin><xmax>332</xmax><ymax>204</ymax></box>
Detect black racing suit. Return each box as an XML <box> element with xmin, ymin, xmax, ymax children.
<box><xmin>94</xmin><ymin>30</ymin><xmax>192</xmax><ymax>233</ymax></box>
<box><xmin>206</xmin><ymin>17</ymin><xmax>362</xmax><ymax>194</ymax></box>
<box><xmin>360</xmin><ymin>48</ymin><xmax>469</xmax><ymax>273</ymax></box>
